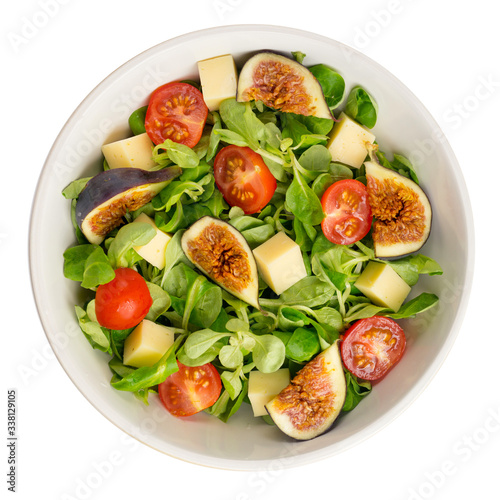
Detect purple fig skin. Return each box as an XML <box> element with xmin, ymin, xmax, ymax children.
<box><xmin>75</xmin><ymin>167</ymin><xmax>181</xmax><ymax>244</ymax></box>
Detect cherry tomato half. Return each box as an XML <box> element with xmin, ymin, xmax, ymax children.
<box><xmin>321</xmin><ymin>179</ymin><xmax>372</xmax><ymax>245</ymax></box>
<box><xmin>214</xmin><ymin>145</ymin><xmax>277</xmax><ymax>214</ymax></box>
<box><xmin>341</xmin><ymin>316</ymin><xmax>406</xmax><ymax>381</ymax></box>
<box><xmin>95</xmin><ymin>267</ymin><xmax>153</xmax><ymax>330</ymax></box>
<box><xmin>145</xmin><ymin>82</ymin><xmax>208</xmax><ymax>148</ymax></box>
<box><xmin>158</xmin><ymin>361</ymin><xmax>222</xmax><ymax>417</ymax></box>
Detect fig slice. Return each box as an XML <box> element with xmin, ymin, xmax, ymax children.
<box><xmin>237</xmin><ymin>52</ymin><xmax>332</xmax><ymax>119</ymax></box>
<box><xmin>265</xmin><ymin>340</ymin><xmax>346</xmax><ymax>440</ymax></box>
<box><xmin>365</xmin><ymin>160</ymin><xmax>432</xmax><ymax>258</ymax></box>
<box><xmin>181</xmin><ymin>216</ymin><xmax>260</xmax><ymax>309</ymax></box>
<box><xmin>75</xmin><ymin>167</ymin><xmax>181</xmax><ymax>245</ymax></box>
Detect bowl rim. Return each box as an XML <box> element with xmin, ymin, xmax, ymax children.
<box><xmin>29</xmin><ymin>23</ymin><xmax>475</xmax><ymax>470</ymax></box>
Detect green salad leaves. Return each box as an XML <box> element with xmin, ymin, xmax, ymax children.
<box><xmin>62</xmin><ymin>53</ymin><xmax>442</xmax><ymax>425</ymax></box>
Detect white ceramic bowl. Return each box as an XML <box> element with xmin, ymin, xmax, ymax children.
<box><xmin>29</xmin><ymin>25</ymin><xmax>474</xmax><ymax>470</ymax></box>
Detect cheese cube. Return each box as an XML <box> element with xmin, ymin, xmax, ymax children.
<box><xmin>252</xmin><ymin>232</ymin><xmax>307</xmax><ymax>295</ymax></box>
<box><xmin>354</xmin><ymin>261</ymin><xmax>411</xmax><ymax>312</ymax></box>
<box><xmin>248</xmin><ymin>369</ymin><xmax>290</xmax><ymax>417</ymax></box>
<box><xmin>131</xmin><ymin>213</ymin><xmax>172</xmax><ymax>270</ymax></box>
<box><xmin>327</xmin><ymin>112</ymin><xmax>376</xmax><ymax>168</ymax></box>
<box><xmin>101</xmin><ymin>133</ymin><xmax>156</xmax><ymax>170</ymax></box>
<box><xmin>123</xmin><ymin>319</ymin><xmax>175</xmax><ymax>368</ymax></box>
<box><xmin>197</xmin><ymin>54</ymin><xmax>238</xmax><ymax>111</ymax></box>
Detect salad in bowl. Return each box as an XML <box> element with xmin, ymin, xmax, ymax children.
<box><xmin>30</xmin><ymin>25</ymin><xmax>471</xmax><ymax>468</ymax></box>
<box><xmin>61</xmin><ymin>48</ymin><xmax>441</xmax><ymax>440</ymax></box>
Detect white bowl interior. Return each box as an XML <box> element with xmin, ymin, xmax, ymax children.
<box><xmin>29</xmin><ymin>25</ymin><xmax>473</xmax><ymax>469</ymax></box>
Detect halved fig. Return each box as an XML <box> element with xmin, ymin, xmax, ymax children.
<box><xmin>265</xmin><ymin>340</ymin><xmax>346</xmax><ymax>440</ymax></box>
<box><xmin>237</xmin><ymin>52</ymin><xmax>332</xmax><ymax>119</ymax></box>
<box><xmin>75</xmin><ymin>167</ymin><xmax>181</xmax><ymax>244</ymax></box>
<box><xmin>365</xmin><ymin>161</ymin><xmax>432</xmax><ymax>258</ymax></box>
<box><xmin>181</xmin><ymin>216</ymin><xmax>260</xmax><ymax>309</ymax></box>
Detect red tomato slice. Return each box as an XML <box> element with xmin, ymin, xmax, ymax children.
<box><xmin>213</xmin><ymin>145</ymin><xmax>277</xmax><ymax>214</ymax></box>
<box><xmin>341</xmin><ymin>316</ymin><xmax>406</xmax><ymax>381</ymax></box>
<box><xmin>158</xmin><ymin>361</ymin><xmax>222</xmax><ymax>417</ymax></box>
<box><xmin>321</xmin><ymin>179</ymin><xmax>372</xmax><ymax>245</ymax></box>
<box><xmin>95</xmin><ymin>267</ymin><xmax>152</xmax><ymax>330</ymax></box>
<box><xmin>145</xmin><ymin>82</ymin><xmax>208</xmax><ymax>147</ymax></box>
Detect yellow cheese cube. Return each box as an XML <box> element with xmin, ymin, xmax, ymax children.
<box><xmin>354</xmin><ymin>261</ymin><xmax>411</xmax><ymax>312</ymax></box>
<box><xmin>252</xmin><ymin>232</ymin><xmax>307</xmax><ymax>295</ymax></box>
<box><xmin>327</xmin><ymin>112</ymin><xmax>376</xmax><ymax>168</ymax></box>
<box><xmin>101</xmin><ymin>133</ymin><xmax>156</xmax><ymax>170</ymax></box>
<box><xmin>248</xmin><ymin>369</ymin><xmax>290</xmax><ymax>417</ymax></box>
<box><xmin>123</xmin><ymin>319</ymin><xmax>175</xmax><ymax>368</ymax></box>
<box><xmin>131</xmin><ymin>213</ymin><xmax>172</xmax><ymax>270</ymax></box>
<box><xmin>197</xmin><ymin>54</ymin><xmax>238</xmax><ymax>111</ymax></box>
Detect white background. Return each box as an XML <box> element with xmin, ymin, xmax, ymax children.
<box><xmin>2</xmin><ymin>1</ymin><xmax>499</xmax><ymax>499</ymax></box>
